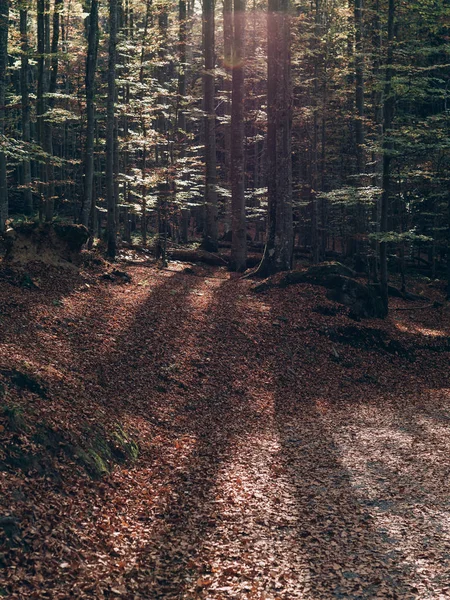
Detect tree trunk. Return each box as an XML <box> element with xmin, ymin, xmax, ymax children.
<box><xmin>230</xmin><ymin>0</ymin><xmax>247</xmax><ymax>271</ymax></box>
<box><xmin>311</xmin><ymin>0</ymin><xmax>320</xmax><ymax>264</ymax></box>
<box><xmin>222</xmin><ymin>0</ymin><xmax>232</xmax><ymax>233</ymax></box>
<box><xmin>0</xmin><ymin>0</ymin><xmax>8</xmax><ymax>232</ymax></box>
<box><xmin>44</xmin><ymin>0</ymin><xmax>63</xmax><ymax>222</ymax></box>
<box><xmin>36</xmin><ymin>0</ymin><xmax>46</xmax><ymax>221</ymax></box>
<box><xmin>106</xmin><ymin>0</ymin><xmax>118</xmax><ymax>258</ymax></box>
<box><xmin>354</xmin><ymin>0</ymin><xmax>364</xmax><ymax>175</ymax></box>
<box><xmin>20</xmin><ymin>4</ymin><xmax>33</xmax><ymax>215</ymax></box>
<box><xmin>202</xmin><ymin>0</ymin><xmax>218</xmax><ymax>251</ymax></box>
<box><xmin>257</xmin><ymin>0</ymin><xmax>293</xmax><ymax>275</ymax></box>
<box><xmin>177</xmin><ymin>0</ymin><xmax>190</xmax><ymax>243</ymax></box>
<box><xmin>81</xmin><ymin>0</ymin><xmax>99</xmax><ymax>228</ymax></box>
<box><xmin>379</xmin><ymin>0</ymin><xmax>395</xmax><ymax>313</ymax></box>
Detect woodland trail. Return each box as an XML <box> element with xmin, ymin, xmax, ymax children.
<box><xmin>1</xmin><ymin>263</ymin><xmax>450</xmax><ymax>598</ymax></box>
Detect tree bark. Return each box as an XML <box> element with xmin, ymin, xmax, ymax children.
<box><xmin>354</xmin><ymin>0</ymin><xmax>364</xmax><ymax>175</ymax></box>
<box><xmin>177</xmin><ymin>0</ymin><xmax>190</xmax><ymax>243</ymax></box>
<box><xmin>257</xmin><ymin>0</ymin><xmax>293</xmax><ymax>275</ymax></box>
<box><xmin>230</xmin><ymin>0</ymin><xmax>247</xmax><ymax>271</ymax></box>
<box><xmin>222</xmin><ymin>0</ymin><xmax>232</xmax><ymax>233</ymax></box>
<box><xmin>0</xmin><ymin>0</ymin><xmax>8</xmax><ymax>232</ymax></box>
<box><xmin>106</xmin><ymin>0</ymin><xmax>118</xmax><ymax>258</ymax></box>
<box><xmin>20</xmin><ymin>4</ymin><xmax>33</xmax><ymax>215</ymax></box>
<box><xmin>81</xmin><ymin>0</ymin><xmax>99</xmax><ymax>228</ymax></box>
<box><xmin>36</xmin><ymin>0</ymin><xmax>46</xmax><ymax>221</ymax></box>
<box><xmin>202</xmin><ymin>0</ymin><xmax>218</xmax><ymax>251</ymax></box>
<box><xmin>44</xmin><ymin>0</ymin><xmax>63</xmax><ymax>222</ymax></box>
<box><xmin>379</xmin><ymin>0</ymin><xmax>395</xmax><ymax>313</ymax></box>
<box><xmin>311</xmin><ymin>0</ymin><xmax>320</xmax><ymax>264</ymax></box>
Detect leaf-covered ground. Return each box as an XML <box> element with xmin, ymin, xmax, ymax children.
<box><xmin>1</xmin><ymin>259</ymin><xmax>450</xmax><ymax>598</ymax></box>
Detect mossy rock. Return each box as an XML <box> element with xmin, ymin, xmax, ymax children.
<box><xmin>1</xmin><ymin>415</ymin><xmax>139</xmax><ymax>479</ymax></box>
<box><xmin>0</xmin><ymin>369</ymin><xmax>47</xmax><ymax>398</ymax></box>
<box><xmin>255</xmin><ymin>262</ymin><xmax>386</xmax><ymax>319</ymax></box>
<box><xmin>110</xmin><ymin>426</ymin><xmax>139</xmax><ymax>462</ymax></box>
<box><xmin>75</xmin><ymin>448</ymin><xmax>110</xmax><ymax>479</ymax></box>
<box><xmin>279</xmin><ymin>262</ymin><xmax>356</xmax><ymax>287</ymax></box>
<box><xmin>2</xmin><ymin>443</ymin><xmax>39</xmax><ymax>471</ymax></box>
<box><xmin>324</xmin><ymin>276</ymin><xmax>387</xmax><ymax>319</ymax></box>
<box><xmin>1</xmin><ymin>404</ymin><xmax>28</xmax><ymax>432</ymax></box>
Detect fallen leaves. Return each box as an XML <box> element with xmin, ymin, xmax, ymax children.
<box><xmin>0</xmin><ymin>261</ymin><xmax>450</xmax><ymax>598</ymax></box>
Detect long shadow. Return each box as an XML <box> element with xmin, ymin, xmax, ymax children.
<box><xmin>0</xmin><ymin>267</ymin><xmax>207</xmax><ymax>598</ymax></box>
<box><xmin>263</xmin><ymin>286</ymin><xmax>450</xmax><ymax>598</ymax></box>
<box><xmin>117</xmin><ymin>276</ymin><xmax>266</xmax><ymax>597</ymax></box>
<box><xmin>4</xmin><ymin>263</ymin><xmax>450</xmax><ymax>597</ymax></box>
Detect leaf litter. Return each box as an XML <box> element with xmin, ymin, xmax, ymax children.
<box><xmin>0</xmin><ymin>260</ymin><xmax>449</xmax><ymax>598</ymax></box>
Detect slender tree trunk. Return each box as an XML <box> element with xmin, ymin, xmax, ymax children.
<box><xmin>379</xmin><ymin>0</ymin><xmax>395</xmax><ymax>314</ymax></box>
<box><xmin>44</xmin><ymin>0</ymin><xmax>63</xmax><ymax>222</ymax></box>
<box><xmin>177</xmin><ymin>0</ymin><xmax>190</xmax><ymax>243</ymax></box>
<box><xmin>257</xmin><ymin>0</ymin><xmax>293</xmax><ymax>275</ymax></box>
<box><xmin>106</xmin><ymin>0</ymin><xmax>118</xmax><ymax>258</ymax></box>
<box><xmin>0</xmin><ymin>0</ymin><xmax>8</xmax><ymax>232</ymax></box>
<box><xmin>223</xmin><ymin>0</ymin><xmax>232</xmax><ymax>233</ymax></box>
<box><xmin>447</xmin><ymin>192</ymin><xmax>450</xmax><ymax>300</ymax></box>
<box><xmin>20</xmin><ymin>4</ymin><xmax>33</xmax><ymax>215</ymax></box>
<box><xmin>311</xmin><ymin>0</ymin><xmax>320</xmax><ymax>264</ymax></box>
<box><xmin>354</xmin><ymin>0</ymin><xmax>364</xmax><ymax>174</ymax></box>
<box><xmin>370</xmin><ymin>0</ymin><xmax>382</xmax><ymax>282</ymax></box>
<box><xmin>202</xmin><ymin>0</ymin><xmax>218</xmax><ymax>251</ymax></box>
<box><xmin>352</xmin><ymin>0</ymin><xmax>365</xmax><ymax>254</ymax></box>
<box><xmin>141</xmin><ymin>144</ymin><xmax>147</xmax><ymax>246</ymax></box>
<box><xmin>138</xmin><ymin>0</ymin><xmax>151</xmax><ymax>245</ymax></box>
<box><xmin>230</xmin><ymin>0</ymin><xmax>246</xmax><ymax>270</ymax></box>
<box><xmin>37</xmin><ymin>0</ymin><xmax>46</xmax><ymax>220</ymax></box>
<box><xmin>82</xmin><ymin>0</ymin><xmax>99</xmax><ymax>228</ymax></box>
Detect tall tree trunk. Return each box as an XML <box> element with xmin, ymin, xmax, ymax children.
<box><xmin>20</xmin><ymin>4</ymin><xmax>33</xmax><ymax>215</ymax></box>
<box><xmin>257</xmin><ymin>0</ymin><xmax>293</xmax><ymax>275</ymax></box>
<box><xmin>222</xmin><ymin>0</ymin><xmax>232</xmax><ymax>233</ymax></box>
<box><xmin>44</xmin><ymin>0</ymin><xmax>63</xmax><ymax>222</ymax></box>
<box><xmin>353</xmin><ymin>0</ymin><xmax>365</xmax><ymax>254</ymax></box>
<box><xmin>447</xmin><ymin>192</ymin><xmax>450</xmax><ymax>300</ymax></box>
<box><xmin>202</xmin><ymin>0</ymin><xmax>218</xmax><ymax>251</ymax></box>
<box><xmin>230</xmin><ymin>0</ymin><xmax>246</xmax><ymax>271</ymax></box>
<box><xmin>178</xmin><ymin>0</ymin><xmax>186</xmax><ymax>135</ymax></box>
<box><xmin>0</xmin><ymin>0</ymin><xmax>8</xmax><ymax>232</ymax></box>
<box><xmin>37</xmin><ymin>0</ymin><xmax>46</xmax><ymax>220</ymax></box>
<box><xmin>106</xmin><ymin>0</ymin><xmax>118</xmax><ymax>258</ymax></box>
<box><xmin>354</xmin><ymin>0</ymin><xmax>364</xmax><ymax>174</ymax></box>
<box><xmin>82</xmin><ymin>0</ymin><xmax>99</xmax><ymax>228</ymax></box>
<box><xmin>177</xmin><ymin>0</ymin><xmax>190</xmax><ymax>243</ymax></box>
<box><xmin>139</xmin><ymin>0</ymin><xmax>151</xmax><ymax>246</ymax></box>
<box><xmin>311</xmin><ymin>0</ymin><xmax>320</xmax><ymax>264</ymax></box>
<box><xmin>379</xmin><ymin>0</ymin><xmax>395</xmax><ymax>314</ymax></box>
<box><xmin>370</xmin><ymin>0</ymin><xmax>382</xmax><ymax>282</ymax></box>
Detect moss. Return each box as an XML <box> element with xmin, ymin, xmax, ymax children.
<box><xmin>1</xmin><ymin>415</ymin><xmax>138</xmax><ymax>479</ymax></box>
<box><xmin>110</xmin><ymin>426</ymin><xmax>139</xmax><ymax>462</ymax></box>
<box><xmin>75</xmin><ymin>448</ymin><xmax>110</xmax><ymax>479</ymax></box>
<box><xmin>93</xmin><ymin>434</ymin><xmax>113</xmax><ymax>461</ymax></box>
<box><xmin>0</xmin><ymin>369</ymin><xmax>47</xmax><ymax>398</ymax></box>
<box><xmin>3</xmin><ymin>443</ymin><xmax>38</xmax><ymax>471</ymax></box>
<box><xmin>2</xmin><ymin>404</ymin><xmax>28</xmax><ymax>432</ymax></box>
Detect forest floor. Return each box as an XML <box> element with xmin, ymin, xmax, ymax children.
<box><xmin>1</xmin><ymin>254</ymin><xmax>450</xmax><ymax>599</ymax></box>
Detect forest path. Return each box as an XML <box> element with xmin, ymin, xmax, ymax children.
<box><xmin>94</xmin><ymin>265</ymin><xmax>450</xmax><ymax>599</ymax></box>
<box><xmin>2</xmin><ymin>262</ymin><xmax>450</xmax><ymax>598</ymax></box>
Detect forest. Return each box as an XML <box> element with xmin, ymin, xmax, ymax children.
<box><xmin>1</xmin><ymin>0</ymin><xmax>450</xmax><ymax>597</ymax></box>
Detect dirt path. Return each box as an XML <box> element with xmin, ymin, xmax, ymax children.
<box><xmin>1</xmin><ymin>263</ymin><xmax>450</xmax><ymax>598</ymax></box>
